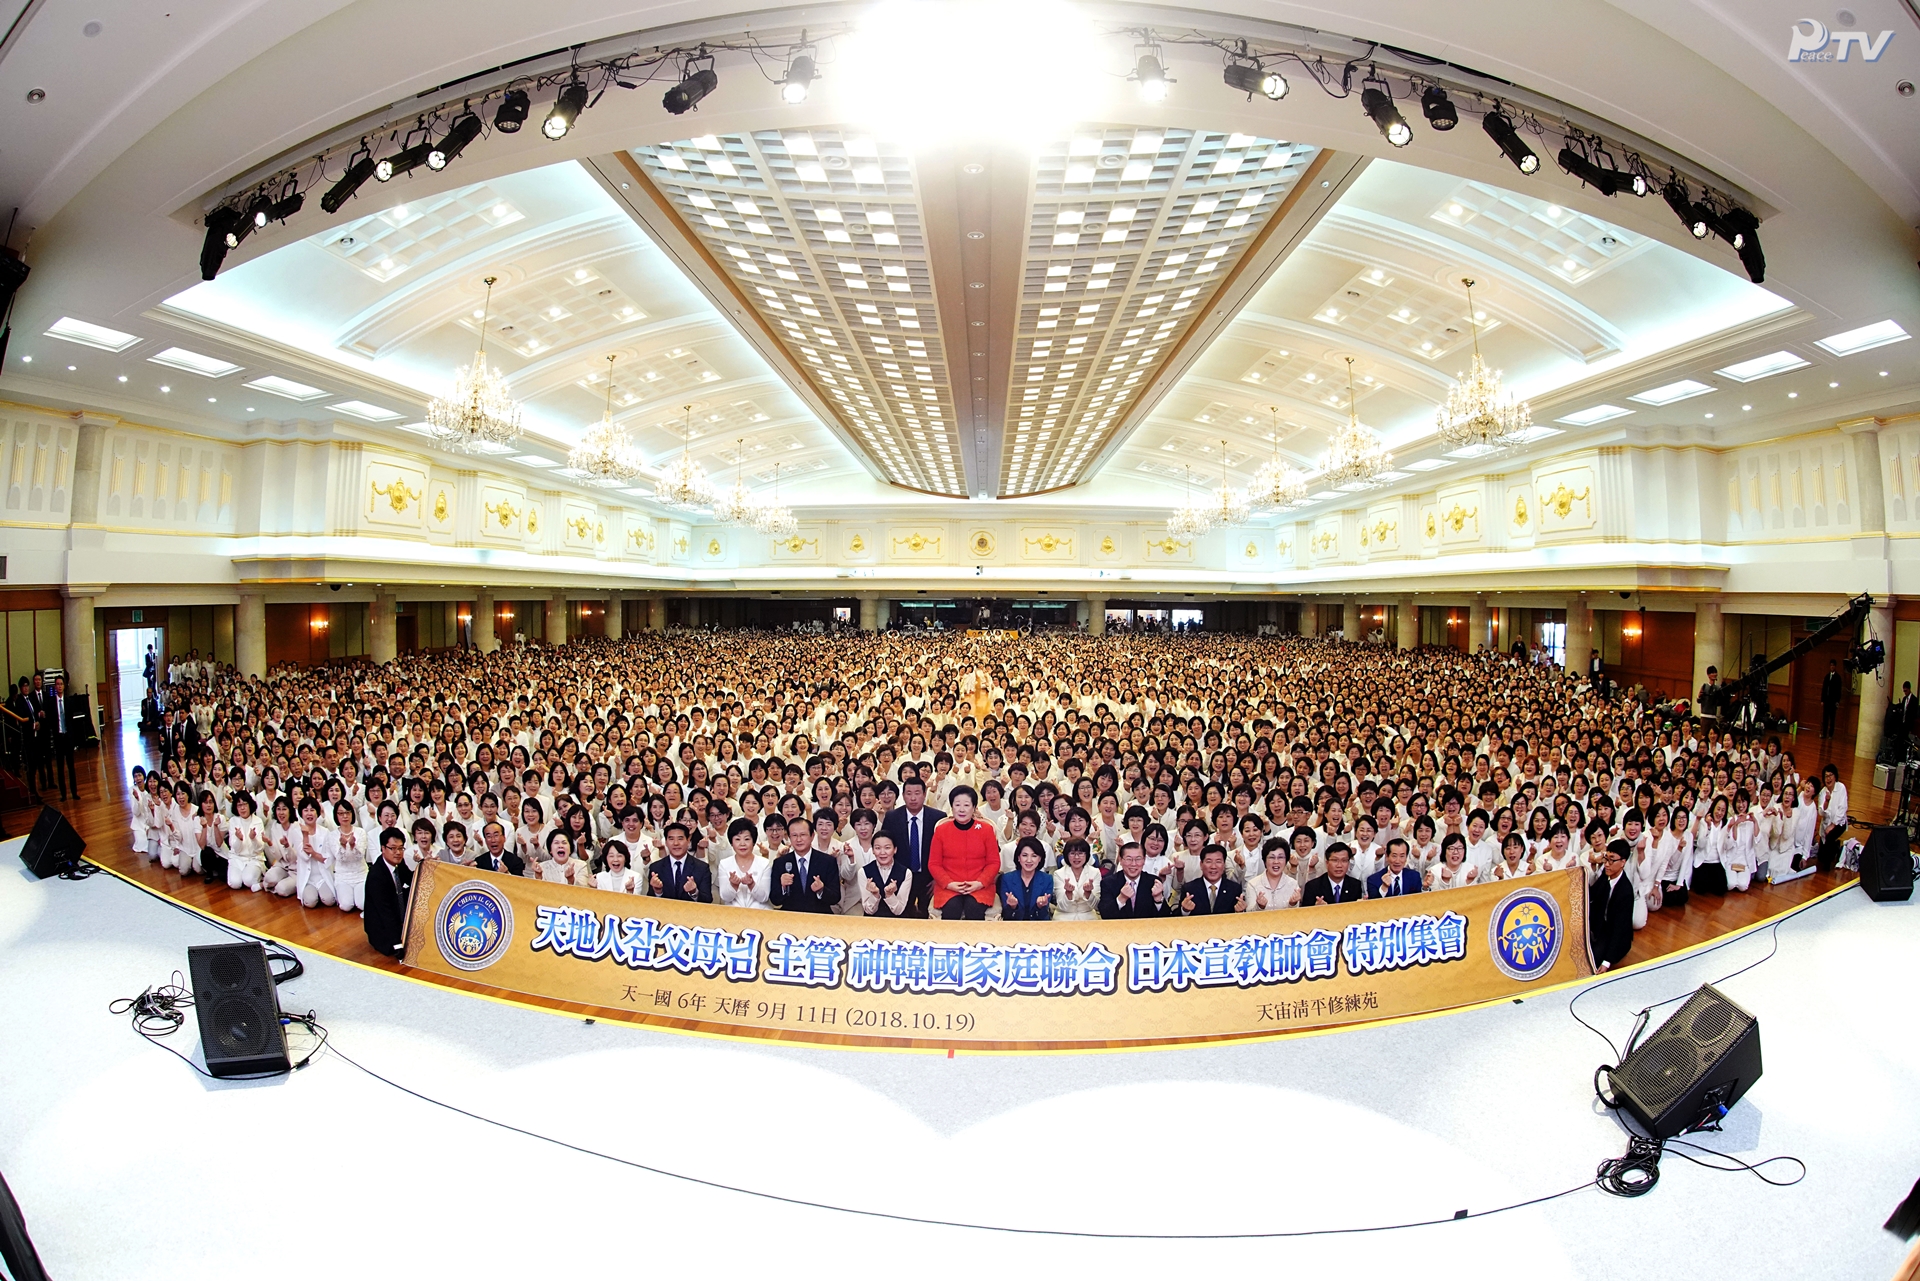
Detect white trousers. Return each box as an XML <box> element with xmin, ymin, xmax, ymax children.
<box><xmin>227</xmin><ymin>857</ymin><xmax>265</xmax><ymax>892</ymax></box>
<box><xmin>335</xmin><ymin>871</ymin><xmax>367</xmax><ymax>912</ymax></box>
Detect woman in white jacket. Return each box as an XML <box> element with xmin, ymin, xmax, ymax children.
<box><xmin>1051</xmin><ymin>839</ymin><xmax>1101</xmax><ymax>919</ymax></box>
<box><xmin>291</xmin><ymin>797</ymin><xmax>338</xmax><ymax>908</ymax></box>
<box><xmin>1725</xmin><ymin>791</ymin><xmax>1760</xmax><ymax>892</ymax></box>
<box><xmin>715</xmin><ymin>819</ymin><xmax>772</xmax><ymax>909</ymax></box>
<box><xmin>1780</xmin><ymin>779</ymin><xmax>1821</xmax><ymax>883</ymax></box>
<box><xmin>331</xmin><ymin>800</ymin><xmax>370</xmax><ymax>913</ymax></box>
<box><xmin>224</xmin><ymin>791</ymin><xmax>268</xmax><ymax>892</ymax></box>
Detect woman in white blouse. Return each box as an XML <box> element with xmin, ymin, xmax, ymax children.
<box><xmin>716</xmin><ymin>819</ymin><xmax>772</xmax><ymax>909</ymax></box>
<box><xmin>1427</xmin><ymin>833</ymin><xmax>1477</xmax><ymax>891</ymax></box>
<box><xmin>537</xmin><ymin>829</ymin><xmax>589</xmax><ymax>886</ymax></box>
<box><xmin>224</xmin><ymin>791</ymin><xmax>268</xmax><ymax>892</ymax></box>
<box><xmin>1244</xmin><ymin>840</ymin><xmax>1301</xmax><ymax>912</ymax></box>
<box><xmin>595</xmin><ymin>841</ymin><xmax>641</xmax><ymax>894</ymax></box>
<box><xmin>291</xmin><ymin>798</ymin><xmax>337</xmax><ymax>908</ymax></box>
<box><xmin>331</xmin><ymin>800</ymin><xmax>370</xmax><ymax>912</ymax></box>
<box><xmin>1051</xmin><ymin>839</ymin><xmax>1100</xmax><ymax>920</ymax></box>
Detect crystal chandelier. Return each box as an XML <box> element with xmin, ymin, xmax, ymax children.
<box><xmin>751</xmin><ymin>461</ymin><xmax>797</xmax><ymax>537</ymax></box>
<box><xmin>427</xmin><ymin>275</ymin><xmax>521</xmax><ymax>453</ymax></box>
<box><xmin>1436</xmin><ymin>278</ymin><xmax>1530</xmax><ymax>453</ymax></box>
<box><xmin>567</xmin><ymin>354</ymin><xmax>641</xmax><ymax>485</ymax></box>
<box><xmin>1322</xmin><ymin>357</ymin><xmax>1392</xmax><ymax>489</ymax></box>
<box><xmin>1206</xmin><ymin>439</ymin><xmax>1252</xmax><ymax>527</ymax></box>
<box><xmin>1167</xmin><ymin>464</ymin><xmax>1213</xmax><ymax>537</ymax></box>
<box><xmin>654</xmin><ymin>404</ymin><xmax>714</xmax><ymax>508</ymax></box>
<box><xmin>1249</xmin><ymin>406</ymin><xmax>1306</xmax><ymax>509</ymax></box>
<box><xmin>709</xmin><ymin>437</ymin><xmax>764</xmax><ymax>526</ymax></box>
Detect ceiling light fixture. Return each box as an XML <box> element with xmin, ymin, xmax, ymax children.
<box><xmin>1323</xmin><ymin>357</ymin><xmax>1392</xmax><ymax>488</ymax></box>
<box><xmin>752</xmin><ymin>461</ymin><xmax>797</xmax><ymax>536</ymax></box>
<box><xmin>1436</xmin><ymin>278</ymin><xmax>1530</xmax><ymax>453</ymax></box>
<box><xmin>374</xmin><ymin>127</ymin><xmax>433</xmax><ymax>182</ymax></box>
<box><xmin>428</xmin><ymin>111</ymin><xmax>483</xmax><ymax>170</ymax></box>
<box><xmin>1249</xmin><ymin>406</ymin><xmax>1306</xmax><ymax>509</ymax></box>
<box><xmin>710</xmin><ymin>436</ymin><xmax>766</xmax><ymax>525</ymax></box>
<box><xmin>1420</xmin><ymin>85</ymin><xmax>1458</xmax><ymax>130</ymax></box>
<box><xmin>1482</xmin><ymin>106</ymin><xmax>1539</xmax><ymax>174</ymax></box>
<box><xmin>493</xmin><ymin>89</ymin><xmax>531</xmax><ymax>133</ymax></box>
<box><xmin>1222</xmin><ymin>46</ymin><xmax>1285</xmax><ymax>100</ymax></box>
<box><xmin>543</xmin><ymin>78</ymin><xmax>589</xmax><ymax>138</ymax></box>
<box><xmin>199</xmin><ymin>208</ymin><xmax>240</xmax><ymax>280</ymax></box>
<box><xmin>568</xmin><ymin>354</ymin><xmax>641</xmax><ymax>484</ymax></box>
<box><xmin>1662</xmin><ymin>177</ymin><xmax>1711</xmax><ymax>240</ymax></box>
<box><xmin>1206</xmin><ymin>438</ymin><xmax>1252</xmax><ymax>527</ymax></box>
<box><xmin>1361</xmin><ymin>81</ymin><xmax>1412</xmax><ymax>147</ymax></box>
<box><xmin>780</xmin><ymin>43</ymin><xmax>817</xmax><ymax>104</ymax></box>
<box><xmin>427</xmin><ymin>275</ymin><xmax>522</xmax><ymax>453</ymax></box>
<box><xmin>1167</xmin><ymin>463</ymin><xmax>1212</xmax><ymax>538</ymax></box>
<box><xmin>657</xmin><ymin>404</ymin><xmax>715</xmax><ymax>507</ymax></box>
<box><xmin>1131</xmin><ymin>39</ymin><xmax>1171</xmax><ymax>102</ymax></box>
<box><xmin>1557</xmin><ymin>138</ymin><xmax>1648</xmax><ymax>196</ymax></box>
<box><xmin>319</xmin><ymin>145</ymin><xmax>377</xmax><ymax>214</ymax></box>
<box><xmin>664</xmin><ymin>52</ymin><xmax>719</xmax><ymax>115</ymax></box>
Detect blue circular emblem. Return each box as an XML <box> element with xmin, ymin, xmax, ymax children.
<box><xmin>435</xmin><ymin>880</ymin><xmax>513</xmax><ymax>972</ymax></box>
<box><xmin>1488</xmin><ymin>886</ymin><xmax>1563</xmax><ymax>981</ymax></box>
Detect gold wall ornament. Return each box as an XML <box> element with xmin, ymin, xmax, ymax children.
<box><xmin>1099</xmin><ymin>535</ymin><xmax>1116</xmax><ymax>555</ymax></box>
<box><xmin>1359</xmin><ymin>524</ymin><xmax>1370</xmax><ymax>547</ymax></box>
<box><xmin>674</xmin><ymin>535</ymin><xmax>689</xmax><ymax>554</ymax></box>
<box><xmin>368</xmin><ymin>477</ymin><xmax>422</xmax><ymax>515</ymax></box>
<box><xmin>776</xmin><ymin>534</ymin><xmax>819</xmax><ymax>554</ymax></box>
<box><xmin>1147</xmin><ymin>535</ymin><xmax>1189</xmax><ymax>556</ymax></box>
<box><xmin>566</xmin><ymin>514</ymin><xmax>595</xmax><ymax>541</ymax></box>
<box><xmin>525</xmin><ymin>505</ymin><xmax>540</xmax><ymax>535</ymax></box>
<box><xmin>484</xmin><ymin>498</ymin><xmax>520</xmax><ymax>528</ymax></box>
<box><xmin>433</xmin><ymin>490</ymin><xmax>450</xmax><ymax>523</ymax></box>
<box><xmin>1538</xmin><ymin>481</ymin><xmax>1592</xmax><ymax>521</ymax></box>
<box><xmin>891</xmin><ymin>532</ymin><xmax>941</xmax><ymax>555</ymax></box>
<box><xmin>595</xmin><ymin>521</ymin><xmax>605</xmax><ymax>545</ymax></box>
<box><xmin>848</xmin><ymin>533</ymin><xmax>866</xmax><ymax>553</ymax></box>
<box><xmin>1276</xmin><ymin>538</ymin><xmax>1291</xmax><ymax>557</ymax></box>
<box><xmin>1512</xmin><ymin>493</ymin><xmax>1530</xmax><ymax>529</ymax></box>
<box><xmin>1369</xmin><ymin>518</ymin><xmax>1397</xmax><ymax>545</ymax></box>
<box><xmin>1443</xmin><ymin>503</ymin><xmax>1479</xmax><ymax>534</ymax></box>
<box><xmin>1425</xmin><ymin>511</ymin><xmax>1437</xmax><ymax>539</ymax></box>
<box><xmin>706</xmin><ymin>537</ymin><xmax>722</xmax><ymax>555</ymax></box>
<box><xmin>1244</xmin><ymin>540</ymin><xmax>1259</xmax><ymax>558</ymax></box>
<box><xmin>971</xmin><ymin>530</ymin><xmax>996</xmax><ymax>557</ymax></box>
<box><xmin>1312</xmin><ymin>529</ymin><xmax>1338</xmax><ymax>553</ymax></box>
<box><xmin>1023</xmin><ymin>533</ymin><xmax>1072</xmax><ymax>556</ymax></box>
<box><xmin>627</xmin><ymin>526</ymin><xmax>655</xmax><ymax>553</ymax></box>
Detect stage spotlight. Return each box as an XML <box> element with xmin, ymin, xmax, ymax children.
<box><xmin>200</xmin><ymin>208</ymin><xmax>239</xmax><ymax>280</ymax></box>
<box><xmin>1361</xmin><ymin>86</ymin><xmax>1412</xmax><ymax>147</ymax></box>
<box><xmin>1662</xmin><ymin>180</ymin><xmax>1710</xmax><ymax>239</ymax></box>
<box><xmin>1716</xmin><ymin>206</ymin><xmax>1765</xmax><ymax>282</ymax></box>
<box><xmin>494</xmin><ymin>89</ymin><xmax>530</xmax><ymax>133</ymax></box>
<box><xmin>320</xmin><ymin>149</ymin><xmax>377</xmax><ymax>213</ymax></box>
<box><xmin>242</xmin><ymin>192</ymin><xmax>274</xmax><ymax>234</ymax></box>
<box><xmin>663</xmin><ymin>66</ymin><xmax>718</xmax><ymax>115</ymax></box>
<box><xmin>780</xmin><ymin>53</ymin><xmax>816</xmax><ymax>104</ymax></box>
<box><xmin>1557</xmin><ymin>147</ymin><xmax>1649</xmax><ymax>197</ymax></box>
<box><xmin>1222</xmin><ymin>60</ymin><xmax>1286</xmax><ymax>100</ymax></box>
<box><xmin>428</xmin><ymin>112</ymin><xmax>483</xmax><ymax>170</ymax></box>
<box><xmin>266</xmin><ymin>187</ymin><xmax>304</xmax><ymax>223</ymax></box>
<box><xmin>374</xmin><ymin>139</ymin><xmax>432</xmax><ymax>182</ymax></box>
<box><xmin>543</xmin><ymin>79</ymin><xmax>588</xmax><ymax>138</ymax></box>
<box><xmin>1482</xmin><ymin>108</ymin><xmax>1539</xmax><ymax>174</ymax></box>
<box><xmin>1132</xmin><ymin>52</ymin><xmax>1171</xmax><ymax>102</ymax></box>
<box><xmin>1420</xmin><ymin>85</ymin><xmax>1457</xmax><ymax>130</ymax></box>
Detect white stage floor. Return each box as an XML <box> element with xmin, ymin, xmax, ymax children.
<box><xmin>1</xmin><ymin>835</ymin><xmax>1915</xmax><ymax>1280</ymax></box>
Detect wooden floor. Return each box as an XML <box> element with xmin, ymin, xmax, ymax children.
<box><xmin>3</xmin><ymin>720</ymin><xmax>1879</xmax><ymax>1048</ymax></box>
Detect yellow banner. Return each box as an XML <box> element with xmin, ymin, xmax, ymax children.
<box><xmin>401</xmin><ymin>862</ymin><xmax>1593</xmax><ymax>1050</ymax></box>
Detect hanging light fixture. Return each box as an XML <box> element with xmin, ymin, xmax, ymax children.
<box><xmin>1322</xmin><ymin>357</ymin><xmax>1392</xmax><ymax>488</ymax></box>
<box><xmin>709</xmin><ymin>436</ymin><xmax>764</xmax><ymax>525</ymax></box>
<box><xmin>427</xmin><ymin>275</ymin><xmax>522</xmax><ymax>453</ymax></box>
<box><xmin>568</xmin><ymin>354</ymin><xmax>641</xmax><ymax>485</ymax></box>
<box><xmin>1167</xmin><ymin>463</ymin><xmax>1213</xmax><ymax>537</ymax></box>
<box><xmin>752</xmin><ymin>460</ymin><xmax>797</xmax><ymax>536</ymax></box>
<box><xmin>654</xmin><ymin>404</ymin><xmax>714</xmax><ymax>508</ymax></box>
<box><xmin>1249</xmin><ymin>407</ymin><xmax>1307</xmax><ymax>509</ymax></box>
<box><xmin>1435</xmin><ymin>279</ymin><xmax>1530</xmax><ymax>454</ymax></box>
<box><xmin>1207</xmin><ymin>438</ymin><xmax>1252</xmax><ymax>527</ymax></box>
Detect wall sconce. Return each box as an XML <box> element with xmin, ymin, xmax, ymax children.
<box><xmin>1624</xmin><ymin>619</ymin><xmax>1643</xmax><ymax>638</ymax></box>
<box><xmin>310</xmin><ymin>616</ymin><xmax>329</xmax><ymax>631</ymax></box>
<box><xmin>456</xmin><ymin>612</ymin><xmax>472</xmax><ymax>623</ymax></box>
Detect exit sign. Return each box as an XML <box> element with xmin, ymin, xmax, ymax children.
<box><xmin>131</xmin><ymin>609</ymin><xmax>143</xmax><ymax>623</ymax></box>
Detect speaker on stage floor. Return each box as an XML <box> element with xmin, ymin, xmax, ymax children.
<box><xmin>18</xmin><ymin>806</ymin><xmax>85</xmax><ymax>879</ymax></box>
<box><xmin>1608</xmin><ymin>984</ymin><xmax>1762</xmax><ymax>1141</ymax></box>
<box><xmin>1857</xmin><ymin>825</ymin><xmax>1917</xmax><ymax>903</ymax></box>
<box><xmin>186</xmin><ymin>942</ymin><xmax>290</xmax><ymax>1078</ymax></box>
<box><xmin>0</xmin><ymin>1167</ymin><xmax>51</xmax><ymax>1281</ymax></box>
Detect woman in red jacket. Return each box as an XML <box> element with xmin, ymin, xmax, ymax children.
<box><xmin>928</xmin><ymin>785</ymin><xmax>1001</xmax><ymax>921</ymax></box>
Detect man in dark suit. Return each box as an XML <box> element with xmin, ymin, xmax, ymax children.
<box><xmin>648</xmin><ymin>822</ymin><xmax>713</xmax><ymax>902</ymax></box>
<box><xmin>364</xmin><ymin>827</ymin><xmax>415</xmax><ymax>959</ymax></box>
<box><xmin>24</xmin><ymin>672</ymin><xmax>56</xmax><ymax>797</ymax></box>
<box><xmin>877</xmin><ymin>776</ymin><xmax>944</xmax><ymax>874</ymax></box>
<box><xmin>1300</xmin><ymin>844</ymin><xmax>1365</xmax><ymax>907</ymax></box>
<box><xmin>1589</xmin><ymin>841</ymin><xmax>1635</xmax><ymax>972</ymax></box>
<box><xmin>475</xmin><ymin>819</ymin><xmax>524</xmax><ymax>876</ymax></box>
<box><xmin>1179</xmin><ymin>845</ymin><xmax>1241</xmax><ymax>915</ymax></box>
<box><xmin>47</xmin><ymin>674</ymin><xmax>82</xmax><ymax>801</ymax></box>
<box><xmin>1820</xmin><ymin>659</ymin><xmax>1845</xmax><ymax>739</ymax></box>
<box><xmin>1367</xmin><ymin>839</ymin><xmax>1424</xmax><ymax>899</ymax></box>
<box><xmin>1900</xmin><ymin>682</ymin><xmax>1920</xmax><ymax>751</ymax></box>
<box><xmin>6</xmin><ymin>677</ymin><xmax>40</xmax><ymax>802</ymax></box>
<box><xmin>1099</xmin><ymin>842</ymin><xmax>1166</xmax><ymax>918</ymax></box>
<box><xmin>770</xmin><ymin>816</ymin><xmax>840</xmax><ymax>912</ymax></box>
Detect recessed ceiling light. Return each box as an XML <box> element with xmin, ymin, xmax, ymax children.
<box><xmin>1628</xmin><ymin>379</ymin><xmax>1714</xmax><ymax>406</ymax></box>
<box><xmin>1555</xmin><ymin>404</ymin><xmax>1632</xmax><ymax>427</ymax></box>
<box><xmin>66</xmin><ymin>364</ymin><xmax>76</xmax><ymax>371</ymax></box>
<box><xmin>1406</xmin><ymin>458</ymin><xmax>1449</xmax><ymax>472</ymax></box>
<box><xmin>1815</xmin><ymin>319</ymin><xmax>1909</xmax><ymax>356</ymax></box>
<box><xmin>1714</xmin><ymin>351</ymin><xmax>1809</xmax><ymax>382</ymax></box>
<box><xmin>1742</xmin><ymin>404</ymin><xmax>1751</xmax><ymax>410</ymax></box>
<box><xmin>1829</xmin><ymin>381</ymin><xmax>1839</xmax><ymax>388</ymax></box>
<box><xmin>243</xmin><ymin>375</ymin><xmax>327</xmax><ymax>401</ymax></box>
<box><xmin>148</xmin><ymin>347</ymin><xmax>241</xmax><ymax>377</ymax></box>
<box><xmin>45</xmin><ymin>316</ymin><xmax>140</xmax><ymax>351</ymax></box>
<box><xmin>329</xmin><ymin>400</ymin><xmax>401</xmax><ymax>421</ymax></box>
<box><xmin>160</xmin><ymin>385</ymin><xmax>169</xmax><ymax>392</ymax></box>
<box><xmin>116</xmin><ymin>375</ymin><xmax>126</xmax><ymax>382</ymax></box>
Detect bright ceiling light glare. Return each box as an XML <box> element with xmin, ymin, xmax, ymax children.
<box><xmin>493</xmin><ymin>89</ymin><xmax>531</xmax><ymax>133</ymax></box>
<box><xmin>543</xmin><ymin>79</ymin><xmax>589</xmax><ymax>137</ymax></box>
<box><xmin>427</xmin><ymin>112</ymin><xmax>483</xmax><ymax>170</ymax></box>
<box><xmin>840</xmin><ymin>0</ymin><xmax>1103</xmax><ymax>150</ymax></box>
<box><xmin>1420</xmin><ymin>85</ymin><xmax>1457</xmax><ymax>130</ymax></box>
<box><xmin>1482</xmin><ymin>108</ymin><xmax>1539</xmax><ymax>174</ymax></box>
<box><xmin>780</xmin><ymin>52</ymin><xmax>816</xmax><ymax>104</ymax></box>
<box><xmin>1361</xmin><ymin>85</ymin><xmax>1412</xmax><ymax>147</ymax></box>
<box><xmin>1132</xmin><ymin>50</ymin><xmax>1171</xmax><ymax>102</ymax></box>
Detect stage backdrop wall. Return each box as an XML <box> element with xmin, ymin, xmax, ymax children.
<box><xmin>402</xmin><ymin>862</ymin><xmax>1593</xmax><ymax>1051</ymax></box>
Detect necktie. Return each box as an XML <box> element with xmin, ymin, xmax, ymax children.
<box><xmin>1207</xmin><ymin>884</ymin><xmax>1217</xmax><ymax>909</ymax></box>
<box><xmin>909</xmin><ymin>815</ymin><xmax>920</xmax><ymax>864</ymax></box>
<box><xmin>671</xmin><ymin>859</ymin><xmax>682</xmax><ymax>890</ymax></box>
<box><xmin>1331</xmin><ymin>882</ymin><xmax>1340</xmax><ymax>903</ymax></box>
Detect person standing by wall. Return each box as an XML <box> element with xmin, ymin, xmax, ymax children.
<box><xmin>1820</xmin><ymin>659</ymin><xmax>1845</xmax><ymax>740</ymax></box>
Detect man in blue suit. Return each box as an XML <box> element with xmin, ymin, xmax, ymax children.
<box><xmin>1367</xmin><ymin>839</ymin><xmax>1424</xmax><ymax>899</ymax></box>
<box><xmin>771</xmin><ymin>813</ymin><xmax>841</xmax><ymax>912</ymax></box>
<box><xmin>877</xmin><ymin>775</ymin><xmax>944</xmax><ymax>874</ymax></box>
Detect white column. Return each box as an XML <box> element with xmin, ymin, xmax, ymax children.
<box><xmin>605</xmin><ymin>592</ymin><xmax>624</xmax><ymax>641</ymax></box>
<box><xmin>472</xmin><ymin>589</ymin><xmax>497</xmax><ymax>652</ymax></box>
<box><xmin>859</xmin><ymin>594</ymin><xmax>880</xmax><ymax>632</ymax></box>
<box><xmin>1342</xmin><ymin>601</ymin><xmax>1360</xmax><ymax>640</ymax></box>
<box><xmin>649</xmin><ymin>594</ymin><xmax>668</xmax><ymax>632</ymax></box>
<box><xmin>1469</xmin><ymin>596</ymin><xmax>1490</xmax><ymax>653</ymax></box>
<box><xmin>1693</xmin><ymin>600</ymin><xmax>1723</xmax><ymax>699</ymax></box>
<box><xmin>1566</xmin><ymin>596</ymin><xmax>1593</xmax><ymax>676</ymax></box>
<box><xmin>1858</xmin><ymin>599</ymin><xmax>1894</xmax><ymax>760</ymax></box>
<box><xmin>1088</xmin><ymin>597</ymin><xmax>1107</xmax><ymax>637</ymax></box>
<box><xmin>546</xmin><ymin>593</ymin><xmax>568</xmax><ymax>646</ymax></box>
<box><xmin>369</xmin><ymin>592</ymin><xmax>398</xmax><ymax>665</ymax></box>
<box><xmin>1298</xmin><ymin>600</ymin><xmax>1318</xmax><ymax>637</ymax></box>
<box><xmin>1397</xmin><ymin>597</ymin><xmax>1416</xmax><ymax>651</ymax></box>
<box><xmin>61</xmin><ymin>587</ymin><xmax>103</xmax><ymax>704</ymax></box>
<box><xmin>236</xmin><ymin>590</ymin><xmax>266</xmax><ymax>678</ymax></box>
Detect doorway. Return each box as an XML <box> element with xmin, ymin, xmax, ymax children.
<box><xmin>111</xmin><ymin>626</ymin><xmax>163</xmax><ymax>726</ymax></box>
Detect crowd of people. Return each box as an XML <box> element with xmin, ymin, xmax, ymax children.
<box><xmin>120</xmin><ymin>630</ymin><xmax>1854</xmax><ymax>969</ymax></box>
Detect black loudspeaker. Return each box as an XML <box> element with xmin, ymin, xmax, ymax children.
<box><xmin>186</xmin><ymin>942</ymin><xmax>290</xmax><ymax>1077</ymax></box>
<box><xmin>18</xmin><ymin>806</ymin><xmax>86</xmax><ymax>878</ymax></box>
<box><xmin>0</xmin><ymin>1168</ymin><xmax>51</xmax><ymax>1281</ymax></box>
<box><xmin>1858</xmin><ymin>825</ymin><xmax>1916</xmax><ymax>903</ymax></box>
<box><xmin>1609</xmin><ymin>984</ymin><xmax>1762</xmax><ymax>1140</ymax></box>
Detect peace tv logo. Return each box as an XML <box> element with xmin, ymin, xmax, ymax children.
<box><xmin>1487</xmin><ymin>887</ymin><xmax>1563</xmax><ymax>981</ymax></box>
<box><xmin>436</xmin><ymin>880</ymin><xmax>514</xmax><ymax>971</ymax></box>
<box><xmin>1786</xmin><ymin>18</ymin><xmax>1893</xmax><ymax>63</ymax></box>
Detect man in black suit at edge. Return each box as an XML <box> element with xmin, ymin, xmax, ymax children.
<box><xmin>1589</xmin><ymin>840</ymin><xmax>1635</xmax><ymax>973</ymax></box>
<box><xmin>364</xmin><ymin>827</ymin><xmax>415</xmax><ymax>959</ymax></box>
<box><xmin>1300</xmin><ymin>843</ymin><xmax>1365</xmax><ymax>907</ymax></box>
<box><xmin>1179</xmin><ymin>845</ymin><xmax>1242</xmax><ymax>915</ymax></box>
<box><xmin>878</xmin><ymin>774</ymin><xmax>944</xmax><ymax>875</ymax></box>
<box><xmin>648</xmin><ymin>822</ymin><xmax>713</xmax><ymax>902</ymax></box>
<box><xmin>1820</xmin><ymin>659</ymin><xmax>1845</xmax><ymax>739</ymax></box>
<box><xmin>771</xmin><ymin>814</ymin><xmax>840</xmax><ymax>912</ymax></box>
<box><xmin>48</xmin><ymin>674</ymin><xmax>82</xmax><ymax>801</ymax></box>
<box><xmin>1099</xmin><ymin>842</ymin><xmax>1166</xmax><ymax>918</ymax></box>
